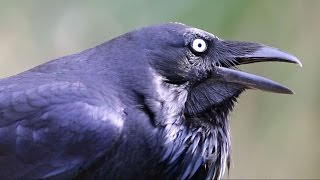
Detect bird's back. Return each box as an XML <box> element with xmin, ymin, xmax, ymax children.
<box><xmin>0</xmin><ymin>51</ymin><xmax>128</xmax><ymax>179</ymax></box>
<box><xmin>0</xmin><ymin>47</ymin><xmax>177</xmax><ymax>179</ymax></box>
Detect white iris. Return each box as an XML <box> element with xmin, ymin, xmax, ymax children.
<box><xmin>191</xmin><ymin>38</ymin><xmax>207</xmax><ymax>53</ymax></box>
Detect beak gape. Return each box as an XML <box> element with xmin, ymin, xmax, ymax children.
<box><xmin>214</xmin><ymin>44</ymin><xmax>302</xmax><ymax>94</ymax></box>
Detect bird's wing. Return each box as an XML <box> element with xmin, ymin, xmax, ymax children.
<box><xmin>0</xmin><ymin>80</ymin><xmax>124</xmax><ymax>179</ymax></box>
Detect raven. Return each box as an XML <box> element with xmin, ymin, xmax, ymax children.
<box><xmin>0</xmin><ymin>23</ymin><xmax>301</xmax><ymax>180</ymax></box>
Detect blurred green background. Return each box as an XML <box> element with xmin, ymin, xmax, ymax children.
<box><xmin>0</xmin><ymin>0</ymin><xmax>318</xmax><ymax>179</ymax></box>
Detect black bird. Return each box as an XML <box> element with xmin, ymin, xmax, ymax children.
<box><xmin>0</xmin><ymin>23</ymin><xmax>301</xmax><ymax>180</ymax></box>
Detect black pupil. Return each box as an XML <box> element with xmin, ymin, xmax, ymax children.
<box><xmin>198</xmin><ymin>43</ymin><xmax>202</xmax><ymax>48</ymax></box>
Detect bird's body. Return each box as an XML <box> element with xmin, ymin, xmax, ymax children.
<box><xmin>0</xmin><ymin>23</ymin><xmax>300</xmax><ymax>179</ymax></box>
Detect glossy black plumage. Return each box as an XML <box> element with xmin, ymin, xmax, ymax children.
<box><xmin>0</xmin><ymin>23</ymin><xmax>300</xmax><ymax>180</ymax></box>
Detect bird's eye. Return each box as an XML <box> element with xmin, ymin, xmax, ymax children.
<box><xmin>191</xmin><ymin>38</ymin><xmax>207</xmax><ymax>53</ymax></box>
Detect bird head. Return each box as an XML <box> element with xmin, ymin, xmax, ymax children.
<box><xmin>121</xmin><ymin>23</ymin><xmax>301</xmax><ymax>122</ymax></box>
<box><xmin>98</xmin><ymin>23</ymin><xmax>301</xmax><ymax>179</ymax></box>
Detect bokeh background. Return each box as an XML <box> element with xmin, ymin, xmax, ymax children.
<box><xmin>0</xmin><ymin>0</ymin><xmax>318</xmax><ymax>179</ymax></box>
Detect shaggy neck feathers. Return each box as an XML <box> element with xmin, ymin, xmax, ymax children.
<box><xmin>148</xmin><ymin>72</ymin><xmax>240</xmax><ymax>179</ymax></box>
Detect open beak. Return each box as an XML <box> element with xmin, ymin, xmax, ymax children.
<box><xmin>214</xmin><ymin>42</ymin><xmax>302</xmax><ymax>94</ymax></box>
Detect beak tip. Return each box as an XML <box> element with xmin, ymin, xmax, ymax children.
<box><xmin>289</xmin><ymin>54</ymin><xmax>302</xmax><ymax>67</ymax></box>
<box><xmin>287</xmin><ymin>89</ymin><xmax>295</xmax><ymax>95</ymax></box>
<box><xmin>274</xmin><ymin>85</ymin><xmax>295</xmax><ymax>95</ymax></box>
<box><xmin>297</xmin><ymin>60</ymin><xmax>303</xmax><ymax>67</ymax></box>
<box><xmin>248</xmin><ymin>46</ymin><xmax>303</xmax><ymax>67</ymax></box>
<box><xmin>269</xmin><ymin>86</ymin><xmax>295</xmax><ymax>95</ymax></box>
